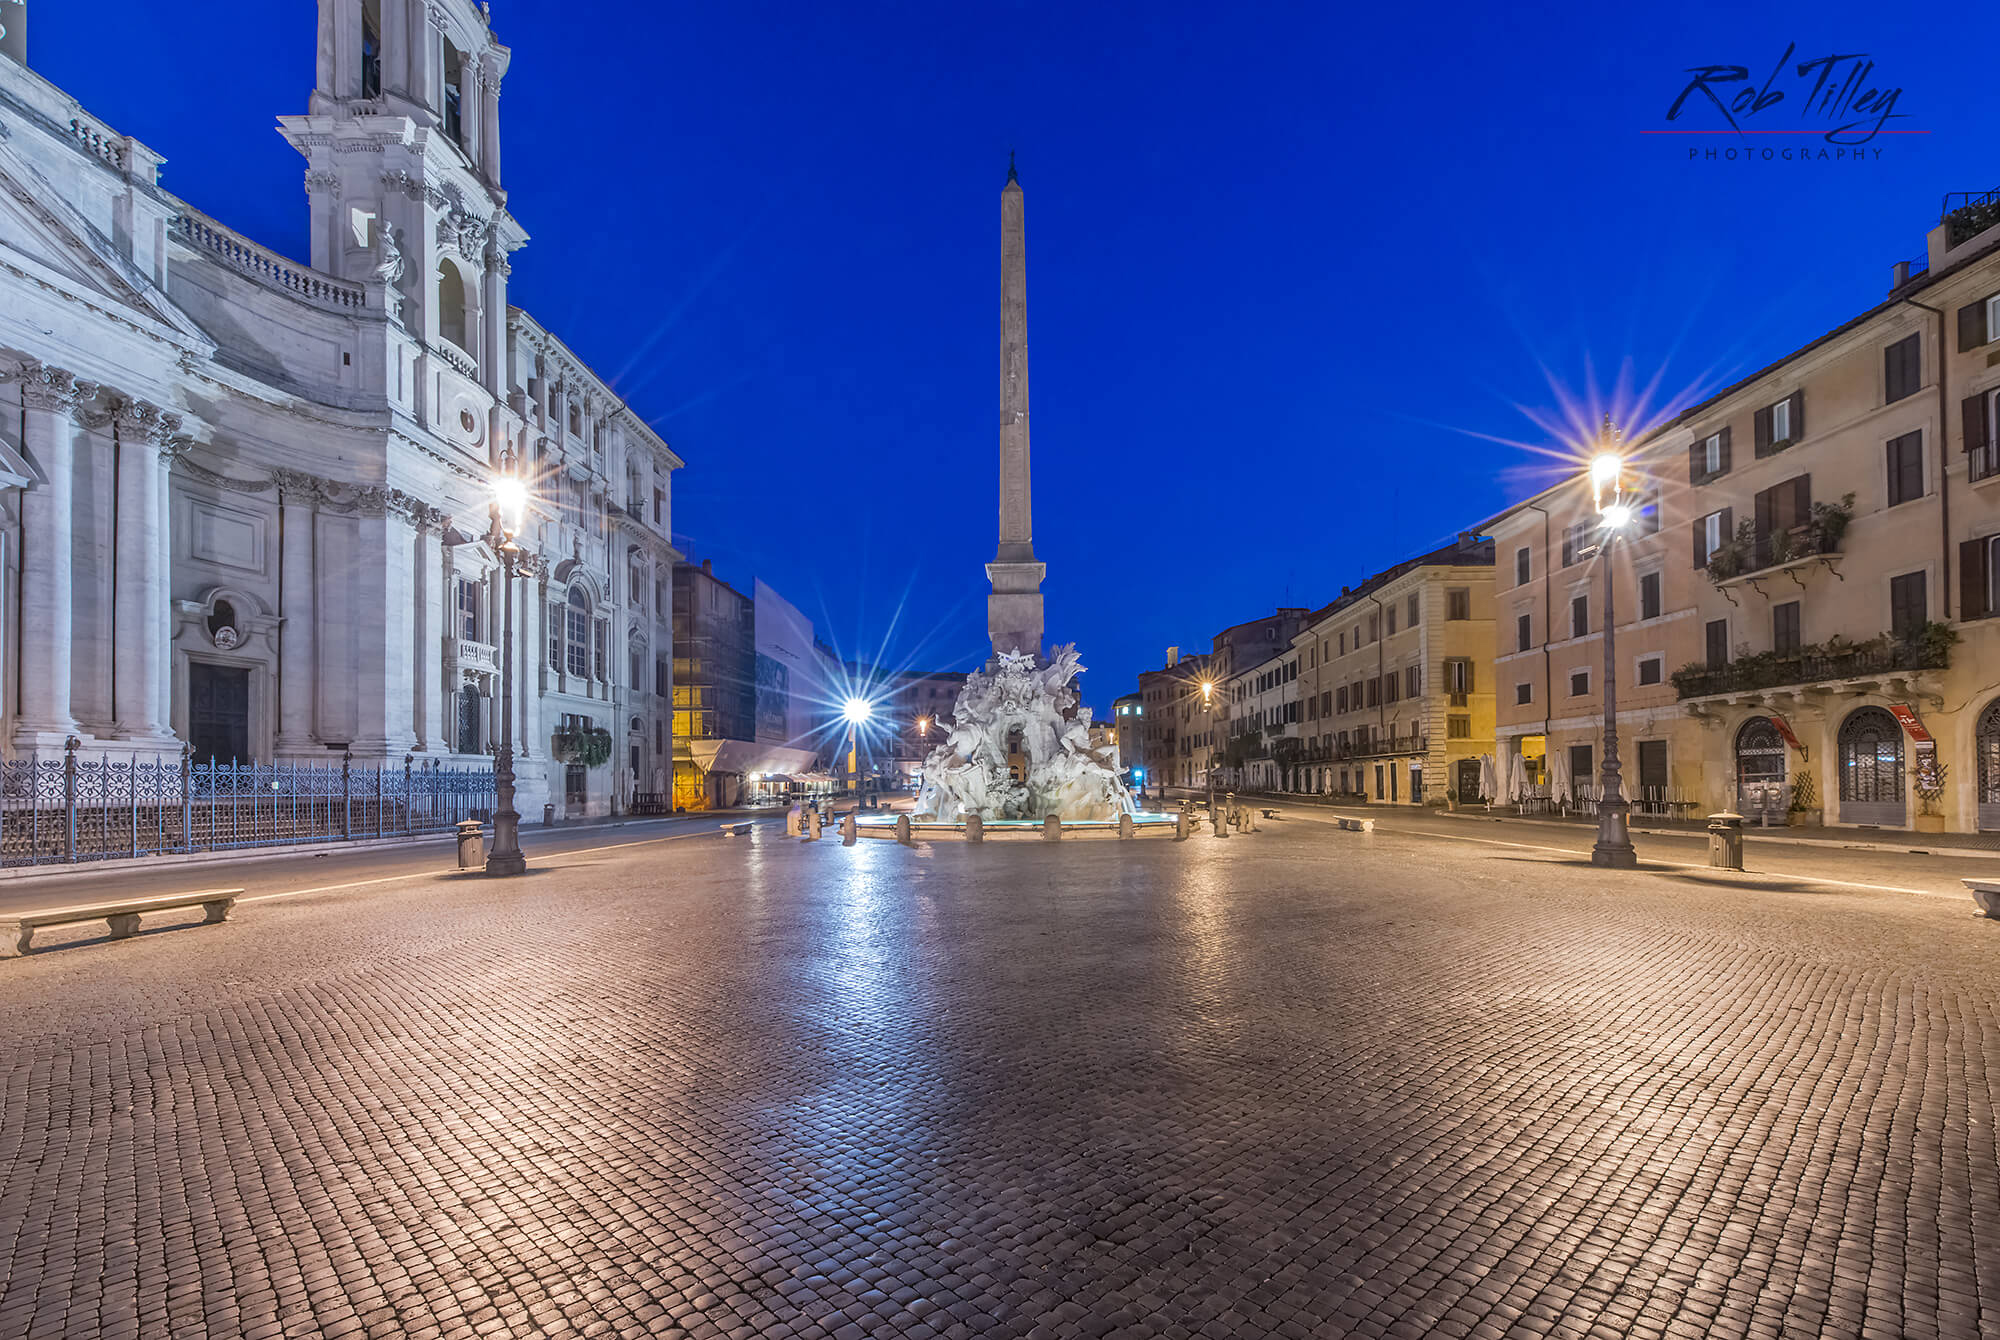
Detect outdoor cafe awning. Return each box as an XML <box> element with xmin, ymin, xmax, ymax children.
<box><xmin>684</xmin><ymin>740</ymin><xmax>822</xmax><ymax>778</ymax></box>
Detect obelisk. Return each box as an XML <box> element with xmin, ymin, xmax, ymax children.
<box><xmin>986</xmin><ymin>153</ymin><xmax>1045</xmax><ymax>664</ymax></box>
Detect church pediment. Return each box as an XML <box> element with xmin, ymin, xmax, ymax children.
<box><xmin>0</xmin><ymin>143</ymin><xmax>208</xmax><ymax>342</ymax></box>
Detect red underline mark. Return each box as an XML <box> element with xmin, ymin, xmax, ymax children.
<box><xmin>1641</xmin><ymin>129</ymin><xmax>1931</xmax><ymax>135</ymax></box>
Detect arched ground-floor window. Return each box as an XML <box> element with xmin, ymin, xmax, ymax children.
<box><xmin>1838</xmin><ymin>705</ymin><xmax>1905</xmax><ymax>826</ymax></box>
<box><xmin>1734</xmin><ymin>715</ymin><xmax>1788</xmax><ymax>819</ymax></box>
<box><xmin>1976</xmin><ymin>698</ymin><xmax>2000</xmax><ymax>830</ymax></box>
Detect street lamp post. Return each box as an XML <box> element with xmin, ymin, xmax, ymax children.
<box><xmin>842</xmin><ymin>697</ymin><xmax>871</xmax><ymax>805</ymax></box>
<box><xmin>1201</xmin><ymin>677</ymin><xmax>1217</xmax><ymax>817</ymax></box>
<box><xmin>1590</xmin><ymin>419</ymin><xmax>1638</xmax><ymax>869</ymax></box>
<box><xmin>485</xmin><ymin>460</ymin><xmax>533</xmax><ymax>876</ymax></box>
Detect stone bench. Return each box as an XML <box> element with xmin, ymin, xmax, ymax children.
<box><xmin>1259</xmin><ymin>808</ymin><xmax>1280</xmax><ymax>820</ymax></box>
<box><xmin>1964</xmin><ymin>879</ymin><xmax>2000</xmax><ymax>919</ymax></box>
<box><xmin>0</xmin><ymin>888</ymin><xmax>241</xmax><ymax>958</ymax></box>
<box><xmin>1334</xmin><ymin>817</ymin><xmax>1374</xmax><ymax>834</ymax></box>
<box><xmin>718</xmin><ymin>822</ymin><xmax>752</xmax><ymax>837</ymax></box>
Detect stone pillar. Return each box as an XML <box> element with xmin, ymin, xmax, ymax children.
<box><xmin>481</xmin><ymin>257</ymin><xmax>508</xmax><ymax>399</ymax></box>
<box><xmin>414</xmin><ymin>510</ymin><xmax>448</xmax><ymax>752</ymax></box>
<box><xmin>380</xmin><ymin>0</ymin><xmax>410</xmax><ymax>95</ymax></box>
<box><xmin>480</xmin><ymin>57</ymin><xmax>504</xmax><ymax>184</ymax></box>
<box><xmin>411</xmin><ymin>2</ymin><xmax>437</xmax><ymax>113</ymax></box>
<box><xmin>111</xmin><ymin>403</ymin><xmax>177</xmax><ymax>745</ymax></box>
<box><xmin>274</xmin><ymin>472</ymin><xmax>320</xmax><ymax>754</ymax></box>
<box><xmin>14</xmin><ymin>366</ymin><xmax>92</xmax><ymax>749</ymax></box>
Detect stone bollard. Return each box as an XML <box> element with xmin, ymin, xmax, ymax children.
<box><xmin>456</xmin><ymin>819</ymin><xmax>485</xmax><ymax>870</ymax></box>
<box><xmin>965</xmin><ymin>812</ymin><xmax>984</xmax><ymax>842</ymax></box>
<box><xmin>840</xmin><ymin>813</ymin><xmax>858</xmax><ymax>846</ymax></box>
<box><xmin>786</xmin><ymin>804</ymin><xmax>804</xmax><ymax>837</ymax></box>
<box><xmin>1212</xmin><ymin>808</ymin><xmax>1228</xmax><ymax>838</ymax></box>
<box><xmin>1174</xmin><ymin>809</ymin><xmax>1188</xmax><ymax>840</ymax></box>
<box><xmin>806</xmin><ymin>810</ymin><xmax>822</xmax><ymax>841</ymax></box>
<box><xmin>1707</xmin><ymin>811</ymin><xmax>1744</xmax><ymax>870</ymax></box>
<box><xmin>1043</xmin><ymin>815</ymin><xmax>1062</xmax><ymax>841</ymax></box>
<box><xmin>896</xmin><ymin>814</ymin><xmax>914</xmax><ymax>847</ymax></box>
<box><xmin>1119</xmin><ymin>812</ymin><xmax>1134</xmax><ymax>840</ymax></box>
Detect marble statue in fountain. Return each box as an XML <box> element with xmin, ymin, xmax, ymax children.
<box><xmin>912</xmin><ymin>159</ymin><xmax>1138</xmax><ymax>825</ymax></box>
<box><xmin>914</xmin><ymin>645</ymin><xmax>1136</xmax><ymax>823</ymax></box>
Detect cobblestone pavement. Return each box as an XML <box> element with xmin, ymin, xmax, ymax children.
<box><xmin>1</xmin><ymin>823</ymin><xmax>1998</xmax><ymax>1339</ymax></box>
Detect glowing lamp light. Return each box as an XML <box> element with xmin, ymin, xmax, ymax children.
<box><xmin>1589</xmin><ymin>452</ymin><xmax>1623</xmax><ymax>489</ymax></box>
<box><xmin>842</xmin><ymin>697</ymin><xmax>873</xmax><ymax>725</ymax></box>
<box><xmin>493</xmin><ymin>474</ymin><xmax>529</xmax><ymax>537</ymax></box>
<box><xmin>1601</xmin><ymin>502</ymin><xmax>1633</xmax><ymax>530</ymax></box>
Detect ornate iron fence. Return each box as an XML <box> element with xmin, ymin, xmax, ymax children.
<box><xmin>0</xmin><ymin>743</ymin><xmax>495</xmax><ymax>867</ymax></box>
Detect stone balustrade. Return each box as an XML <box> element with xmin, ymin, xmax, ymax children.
<box><xmin>67</xmin><ymin>116</ymin><xmax>125</xmax><ymax>170</ymax></box>
<box><xmin>171</xmin><ymin>210</ymin><xmax>368</xmax><ymax>312</ymax></box>
<box><xmin>432</xmin><ymin>340</ymin><xmax>479</xmax><ymax>379</ymax></box>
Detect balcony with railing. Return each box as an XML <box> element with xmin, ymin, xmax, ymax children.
<box><xmin>1944</xmin><ymin>188</ymin><xmax>2000</xmax><ymax>249</ymax></box>
<box><xmin>1671</xmin><ymin>627</ymin><xmax>1953</xmax><ymax>702</ymax></box>
<box><xmin>172</xmin><ymin>209</ymin><xmax>369</xmax><ymax>312</ymax></box>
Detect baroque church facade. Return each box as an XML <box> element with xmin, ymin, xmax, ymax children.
<box><xmin>0</xmin><ymin>0</ymin><xmax>681</xmax><ymax>818</ymax></box>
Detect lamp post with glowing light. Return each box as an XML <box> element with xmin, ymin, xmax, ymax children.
<box><xmin>485</xmin><ymin>458</ymin><xmax>532</xmax><ymax>877</ymax></box>
<box><xmin>1589</xmin><ymin>421</ymin><xmax>1638</xmax><ymax>869</ymax></box>
<box><xmin>1200</xmin><ymin>676</ymin><xmax>1218</xmax><ymax>817</ymax></box>
<box><xmin>842</xmin><ymin>697</ymin><xmax>871</xmax><ymax>803</ymax></box>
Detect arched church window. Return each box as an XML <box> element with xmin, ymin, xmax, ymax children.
<box><xmin>436</xmin><ymin>261</ymin><xmax>469</xmax><ymax>353</ymax></box>
<box><xmin>361</xmin><ymin>1</ymin><xmax>383</xmax><ymax>99</ymax></box>
<box><xmin>443</xmin><ymin>43</ymin><xmax>466</xmax><ymax>147</ymax></box>
<box><xmin>565</xmin><ymin>588</ymin><xmax>592</xmax><ymax>679</ymax></box>
<box><xmin>207</xmin><ymin>600</ymin><xmax>241</xmax><ymax>649</ymax></box>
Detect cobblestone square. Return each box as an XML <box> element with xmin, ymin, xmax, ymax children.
<box><xmin>1</xmin><ymin>823</ymin><xmax>1996</xmax><ymax>1339</ymax></box>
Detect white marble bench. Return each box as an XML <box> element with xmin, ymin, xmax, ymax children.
<box><xmin>1963</xmin><ymin>879</ymin><xmax>2000</xmax><ymax>918</ymax></box>
<box><xmin>0</xmin><ymin>888</ymin><xmax>241</xmax><ymax>958</ymax></box>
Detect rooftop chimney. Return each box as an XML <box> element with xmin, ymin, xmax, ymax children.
<box><xmin>700</xmin><ymin>558</ymin><xmax>712</xmax><ymax>574</ymax></box>
<box><xmin>1166</xmin><ymin>646</ymin><xmax>1180</xmax><ymax>667</ymax></box>
<box><xmin>1891</xmin><ymin>259</ymin><xmax>1911</xmax><ymax>290</ymax></box>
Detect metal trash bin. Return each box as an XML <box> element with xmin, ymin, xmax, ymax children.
<box><xmin>456</xmin><ymin>819</ymin><xmax>486</xmax><ymax>870</ymax></box>
<box><xmin>543</xmin><ymin>803</ymin><xmax>555</xmax><ymax>827</ymax></box>
<box><xmin>1707</xmin><ymin>811</ymin><xmax>1744</xmax><ymax>870</ymax></box>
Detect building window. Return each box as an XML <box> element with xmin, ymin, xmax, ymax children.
<box><xmin>1638</xmin><ymin>571</ymin><xmax>1661</xmax><ymax>621</ymax></box>
<box><xmin>547</xmin><ymin>602</ymin><xmax>563</xmax><ymax>670</ymax></box>
<box><xmin>1367</xmin><ymin>612</ymin><xmax>1380</xmax><ymax>641</ymax></box>
<box><xmin>1444</xmin><ymin>658</ymin><xmax>1472</xmax><ymax>699</ymax></box>
<box><xmin>1886</xmin><ymin>430</ymin><xmax>1924</xmax><ymax>506</ymax></box>
<box><xmin>1885</xmin><ymin>332</ymin><xmax>1921</xmax><ymax>404</ymax></box>
<box><xmin>1366</xmin><ymin>678</ymin><xmax>1380</xmax><ymax>708</ymax></box>
<box><xmin>1447</xmin><ymin>716</ymin><xmax>1471</xmax><ymax>739</ymax></box>
<box><xmin>1407</xmin><ymin>593</ymin><xmax>1420</xmax><ymax>626</ymax></box>
<box><xmin>361</xmin><ymin>0</ymin><xmax>382</xmax><ymax>98</ymax></box>
<box><xmin>1637</xmin><ymin>740</ymin><xmax>1668</xmax><ymax>793</ymax></box>
<box><xmin>1959</xmin><ymin>293</ymin><xmax>1998</xmax><ymax>352</ymax></box>
<box><xmin>1705</xmin><ymin>618</ymin><xmax>1729</xmax><ymax>669</ymax></box>
<box><xmin>1570</xmin><ymin>594</ymin><xmax>1589</xmax><ymax>638</ymax></box>
<box><xmin>1695</xmin><ymin>509</ymin><xmax>1730</xmax><ymax>568</ymax></box>
<box><xmin>1385</xmin><ymin>606</ymin><xmax>1397</xmax><ymax>636</ymax></box>
<box><xmin>1515</xmin><ymin>682</ymin><xmax>1532</xmax><ymax>705</ymax></box>
<box><xmin>1446</xmin><ymin>588</ymin><xmax>1471</xmax><ymax>620</ymax></box>
<box><xmin>1773</xmin><ymin>600</ymin><xmax>1802</xmax><ymax>655</ymax></box>
<box><xmin>442</xmin><ymin>43</ymin><xmax>466</xmax><ymax>147</ymax></box>
<box><xmin>1561</xmin><ymin>522</ymin><xmax>1591</xmax><ymax>567</ymax></box>
<box><xmin>456</xmin><ymin>578</ymin><xmax>481</xmax><ymax>641</ymax></box>
<box><xmin>1972</xmin><ymin>389</ymin><xmax>2000</xmax><ymax>482</ymax></box>
<box><xmin>565</xmin><ymin>589</ymin><xmax>592</xmax><ymax>678</ymax></box>
<box><xmin>1405</xmin><ymin>665</ymin><xmax>1420</xmax><ymax>697</ymax></box>
<box><xmin>1516</xmin><ymin>613</ymin><xmax>1532</xmax><ymax>653</ymax></box>
<box><xmin>1336</xmin><ymin>686</ymin><xmax>1347</xmax><ymax>713</ymax></box>
<box><xmin>1637</xmin><ymin>656</ymin><xmax>1663</xmax><ymax>686</ymax></box>
<box><xmin>1890</xmin><ymin>570</ymin><xmax>1928</xmax><ymax>639</ymax></box>
<box><xmin>1692</xmin><ymin>429</ymin><xmax>1729</xmax><ymax>483</ymax></box>
<box><xmin>1569</xmin><ymin>669</ymin><xmax>1590</xmax><ymax>697</ymax></box>
<box><xmin>1515</xmin><ymin>546</ymin><xmax>1531</xmax><ymax>585</ymax></box>
<box><xmin>1756</xmin><ymin>392</ymin><xmax>1803</xmax><ymax>455</ymax></box>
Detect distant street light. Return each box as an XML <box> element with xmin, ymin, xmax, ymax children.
<box><xmin>843</xmin><ymin>697</ymin><xmax>872</xmax><ymax>798</ymax></box>
<box><xmin>1590</xmin><ymin>420</ymin><xmax>1638</xmax><ymax>869</ymax></box>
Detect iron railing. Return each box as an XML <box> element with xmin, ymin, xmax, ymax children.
<box><xmin>1672</xmin><ymin>636</ymin><xmax>1948</xmax><ymax>701</ymax></box>
<box><xmin>1944</xmin><ymin>189</ymin><xmax>2000</xmax><ymax>248</ymax></box>
<box><xmin>0</xmin><ymin>743</ymin><xmax>495</xmax><ymax>867</ymax></box>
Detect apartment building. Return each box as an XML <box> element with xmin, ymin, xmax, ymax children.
<box><xmin>1219</xmin><ymin>649</ymin><xmax>1300</xmax><ymax>792</ymax></box>
<box><xmin>1487</xmin><ymin>185</ymin><xmax>2000</xmax><ymax>831</ymax></box>
<box><xmin>1292</xmin><ymin>536</ymin><xmax>1496</xmax><ymax>802</ymax></box>
<box><xmin>1112</xmin><ymin>693</ymin><xmax>1144</xmax><ymax>785</ymax></box>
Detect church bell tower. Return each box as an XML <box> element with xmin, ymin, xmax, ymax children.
<box><xmin>280</xmin><ymin>0</ymin><xmax>527</xmax><ymax>399</ymax></box>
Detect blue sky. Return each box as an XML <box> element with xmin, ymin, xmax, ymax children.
<box><xmin>37</xmin><ymin>1</ymin><xmax>2000</xmax><ymax>701</ymax></box>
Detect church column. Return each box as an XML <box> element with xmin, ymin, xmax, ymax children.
<box><xmin>13</xmin><ymin>366</ymin><xmax>92</xmax><ymax>749</ymax></box>
<box><xmin>479</xmin><ymin>57</ymin><xmax>504</xmax><ymax>185</ymax></box>
<box><xmin>274</xmin><ymin>472</ymin><xmax>320</xmax><ymax>754</ymax></box>
<box><xmin>380</xmin><ymin>0</ymin><xmax>411</xmax><ymax>95</ymax></box>
<box><xmin>414</xmin><ymin>508</ymin><xmax>448</xmax><ymax>753</ymax></box>
<box><xmin>111</xmin><ymin>403</ymin><xmax>177</xmax><ymax>744</ymax></box>
<box><xmin>482</xmin><ymin>254</ymin><xmax>508</xmax><ymax>399</ymax></box>
<box><xmin>411</xmin><ymin>2</ymin><xmax>438</xmax><ymax>114</ymax></box>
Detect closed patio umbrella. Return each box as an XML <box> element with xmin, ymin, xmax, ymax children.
<box><xmin>1478</xmin><ymin>753</ymin><xmax>1499</xmax><ymax>803</ymax></box>
<box><xmin>1504</xmin><ymin>751</ymin><xmax>1528</xmax><ymax>805</ymax></box>
<box><xmin>1549</xmin><ymin>747</ymin><xmax>1573</xmax><ymax>804</ymax></box>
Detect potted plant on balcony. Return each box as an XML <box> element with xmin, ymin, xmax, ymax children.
<box><xmin>1912</xmin><ymin>752</ymin><xmax>1948</xmax><ymax>833</ymax></box>
<box><xmin>1705</xmin><ymin>520</ymin><xmax>1755</xmax><ymax>585</ymax></box>
<box><xmin>1808</xmin><ymin>492</ymin><xmax>1855</xmax><ymax>555</ymax></box>
<box><xmin>551</xmin><ymin>725</ymin><xmax>613</xmax><ymax>768</ymax></box>
<box><xmin>1786</xmin><ymin>768</ymin><xmax>1820</xmax><ymax>828</ymax></box>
